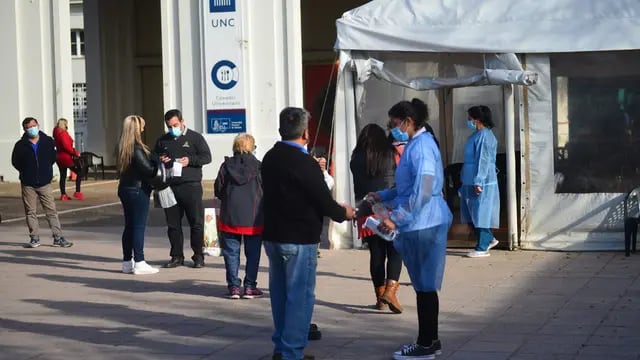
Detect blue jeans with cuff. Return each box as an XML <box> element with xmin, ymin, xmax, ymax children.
<box><xmin>221</xmin><ymin>232</ymin><xmax>262</xmax><ymax>289</ymax></box>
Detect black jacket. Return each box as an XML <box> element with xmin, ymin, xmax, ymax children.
<box><xmin>350</xmin><ymin>149</ymin><xmax>396</xmax><ymax>200</ymax></box>
<box><xmin>11</xmin><ymin>132</ymin><xmax>56</xmax><ymax>187</ymax></box>
<box><xmin>118</xmin><ymin>144</ymin><xmax>159</xmax><ymax>191</ymax></box>
<box><xmin>214</xmin><ymin>153</ymin><xmax>263</xmax><ymax>235</ymax></box>
<box><xmin>154</xmin><ymin>128</ymin><xmax>211</xmax><ymax>184</ymax></box>
<box><xmin>261</xmin><ymin>142</ymin><xmax>347</xmax><ymax>245</ymax></box>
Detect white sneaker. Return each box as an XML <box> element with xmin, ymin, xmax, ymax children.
<box><xmin>133</xmin><ymin>261</ymin><xmax>159</xmax><ymax>275</ymax></box>
<box><xmin>466</xmin><ymin>250</ymin><xmax>490</xmax><ymax>258</ymax></box>
<box><xmin>122</xmin><ymin>260</ymin><xmax>134</xmax><ymax>274</ymax></box>
<box><xmin>488</xmin><ymin>239</ymin><xmax>499</xmax><ymax>250</ymax></box>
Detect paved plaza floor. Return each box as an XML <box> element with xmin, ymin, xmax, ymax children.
<box><xmin>1</xmin><ymin>181</ymin><xmax>640</xmax><ymax>359</ymax></box>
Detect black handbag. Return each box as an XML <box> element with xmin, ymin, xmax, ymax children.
<box><xmin>72</xmin><ymin>154</ymin><xmax>85</xmax><ymax>171</ymax></box>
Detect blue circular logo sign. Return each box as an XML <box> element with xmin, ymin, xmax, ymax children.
<box><xmin>211</xmin><ymin>60</ymin><xmax>238</xmax><ymax>90</ymax></box>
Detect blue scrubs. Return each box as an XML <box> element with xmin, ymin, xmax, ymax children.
<box><xmin>378</xmin><ymin>129</ymin><xmax>452</xmax><ymax>292</ymax></box>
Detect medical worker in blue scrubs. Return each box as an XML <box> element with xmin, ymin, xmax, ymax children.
<box><xmin>460</xmin><ymin>105</ymin><xmax>500</xmax><ymax>258</ymax></box>
<box><xmin>371</xmin><ymin>98</ymin><xmax>453</xmax><ymax>360</ymax></box>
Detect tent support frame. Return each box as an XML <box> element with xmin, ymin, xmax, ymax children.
<box><xmin>504</xmin><ymin>84</ymin><xmax>518</xmax><ymax>250</ymax></box>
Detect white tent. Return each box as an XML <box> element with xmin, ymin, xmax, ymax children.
<box><xmin>330</xmin><ymin>0</ymin><xmax>640</xmax><ymax>251</ymax></box>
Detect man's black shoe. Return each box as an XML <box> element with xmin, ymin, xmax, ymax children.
<box><xmin>162</xmin><ymin>257</ymin><xmax>184</xmax><ymax>268</ymax></box>
<box><xmin>308</xmin><ymin>323</ymin><xmax>321</xmax><ymax>341</ymax></box>
<box><xmin>192</xmin><ymin>255</ymin><xmax>205</xmax><ymax>268</ymax></box>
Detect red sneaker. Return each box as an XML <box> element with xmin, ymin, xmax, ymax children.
<box><xmin>60</xmin><ymin>194</ymin><xmax>71</xmax><ymax>201</ymax></box>
<box><xmin>73</xmin><ymin>192</ymin><xmax>84</xmax><ymax>200</ymax></box>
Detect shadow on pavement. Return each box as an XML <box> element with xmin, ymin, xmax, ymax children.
<box><xmin>31</xmin><ymin>273</ymin><xmax>227</xmax><ymax>298</ymax></box>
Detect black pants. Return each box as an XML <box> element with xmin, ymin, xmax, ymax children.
<box><xmin>163</xmin><ymin>182</ymin><xmax>204</xmax><ymax>259</ymax></box>
<box><xmin>417</xmin><ymin>291</ymin><xmax>439</xmax><ymax>346</ymax></box>
<box><xmin>58</xmin><ymin>164</ymin><xmax>82</xmax><ymax>194</ymax></box>
<box><xmin>366</xmin><ymin>235</ymin><xmax>402</xmax><ymax>287</ymax></box>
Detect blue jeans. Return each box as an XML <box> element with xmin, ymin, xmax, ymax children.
<box><xmin>221</xmin><ymin>232</ymin><xmax>262</xmax><ymax>289</ymax></box>
<box><xmin>118</xmin><ymin>186</ymin><xmax>150</xmax><ymax>262</ymax></box>
<box><xmin>474</xmin><ymin>227</ymin><xmax>494</xmax><ymax>251</ymax></box>
<box><xmin>264</xmin><ymin>241</ymin><xmax>318</xmax><ymax>360</ymax></box>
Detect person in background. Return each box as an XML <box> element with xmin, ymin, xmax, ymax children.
<box><xmin>314</xmin><ymin>155</ymin><xmax>334</xmax><ymax>191</ymax></box>
<box><xmin>156</xmin><ymin>109</ymin><xmax>212</xmax><ymax>269</ymax></box>
<box><xmin>460</xmin><ymin>105</ymin><xmax>500</xmax><ymax>258</ymax></box>
<box><xmin>116</xmin><ymin>115</ymin><xmax>161</xmax><ymax>275</ymax></box>
<box><xmin>261</xmin><ymin>107</ymin><xmax>356</xmax><ymax>360</ymax></box>
<box><xmin>53</xmin><ymin>118</ymin><xmax>83</xmax><ymax>201</ymax></box>
<box><xmin>373</xmin><ymin>98</ymin><xmax>452</xmax><ymax>360</ymax></box>
<box><xmin>312</xmin><ymin>152</ymin><xmax>333</xmax><ymax>340</ymax></box>
<box><xmin>214</xmin><ymin>133</ymin><xmax>264</xmax><ymax>299</ymax></box>
<box><xmin>12</xmin><ymin>117</ymin><xmax>73</xmax><ymax>249</ymax></box>
<box><xmin>350</xmin><ymin>123</ymin><xmax>403</xmax><ymax>313</ymax></box>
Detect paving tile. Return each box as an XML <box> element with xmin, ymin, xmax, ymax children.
<box><xmin>1</xmin><ymin>219</ymin><xmax>640</xmax><ymax>359</ymax></box>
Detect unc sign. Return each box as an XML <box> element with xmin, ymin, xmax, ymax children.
<box><xmin>211</xmin><ymin>18</ymin><xmax>235</xmax><ymax>27</ymax></box>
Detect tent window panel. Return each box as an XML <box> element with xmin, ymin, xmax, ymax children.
<box><xmin>552</xmin><ymin>53</ymin><xmax>640</xmax><ymax>193</ymax></box>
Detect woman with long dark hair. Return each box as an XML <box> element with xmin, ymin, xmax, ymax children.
<box><xmin>460</xmin><ymin>105</ymin><xmax>500</xmax><ymax>258</ymax></box>
<box><xmin>371</xmin><ymin>98</ymin><xmax>452</xmax><ymax>359</ymax></box>
<box><xmin>351</xmin><ymin>123</ymin><xmax>403</xmax><ymax>313</ymax></box>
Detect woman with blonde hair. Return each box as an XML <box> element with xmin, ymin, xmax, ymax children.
<box><xmin>53</xmin><ymin>118</ymin><xmax>83</xmax><ymax>200</ymax></box>
<box><xmin>117</xmin><ymin>115</ymin><xmax>160</xmax><ymax>275</ymax></box>
<box><xmin>214</xmin><ymin>133</ymin><xmax>264</xmax><ymax>299</ymax></box>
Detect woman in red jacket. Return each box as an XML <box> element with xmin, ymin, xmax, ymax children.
<box><xmin>53</xmin><ymin>118</ymin><xmax>83</xmax><ymax>200</ymax></box>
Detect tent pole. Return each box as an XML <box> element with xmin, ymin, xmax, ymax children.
<box><xmin>504</xmin><ymin>84</ymin><xmax>518</xmax><ymax>250</ymax></box>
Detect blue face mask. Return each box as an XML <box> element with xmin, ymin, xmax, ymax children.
<box><xmin>467</xmin><ymin>119</ymin><xmax>477</xmax><ymax>130</ymax></box>
<box><xmin>169</xmin><ymin>127</ymin><xmax>182</xmax><ymax>137</ymax></box>
<box><xmin>391</xmin><ymin>127</ymin><xmax>409</xmax><ymax>142</ymax></box>
<box><xmin>26</xmin><ymin>127</ymin><xmax>39</xmax><ymax>138</ymax></box>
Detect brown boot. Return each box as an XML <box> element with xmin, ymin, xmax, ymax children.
<box><xmin>380</xmin><ymin>279</ymin><xmax>403</xmax><ymax>314</ymax></box>
<box><xmin>375</xmin><ymin>285</ymin><xmax>387</xmax><ymax>310</ymax></box>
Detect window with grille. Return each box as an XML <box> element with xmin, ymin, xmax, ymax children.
<box><xmin>71</xmin><ymin>29</ymin><xmax>85</xmax><ymax>56</ymax></box>
<box><xmin>73</xmin><ymin>83</ymin><xmax>87</xmax><ymax>124</ymax></box>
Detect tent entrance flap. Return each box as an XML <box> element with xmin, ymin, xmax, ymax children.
<box><xmin>348</xmin><ymin>52</ymin><xmax>538</xmax><ymax>90</ymax></box>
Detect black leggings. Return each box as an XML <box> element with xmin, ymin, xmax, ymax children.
<box><xmin>58</xmin><ymin>165</ymin><xmax>82</xmax><ymax>194</ymax></box>
<box><xmin>417</xmin><ymin>291</ymin><xmax>439</xmax><ymax>346</ymax></box>
<box><xmin>366</xmin><ymin>235</ymin><xmax>402</xmax><ymax>287</ymax></box>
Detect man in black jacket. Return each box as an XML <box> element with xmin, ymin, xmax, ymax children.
<box><xmin>11</xmin><ymin>117</ymin><xmax>73</xmax><ymax>248</ymax></box>
<box><xmin>156</xmin><ymin>109</ymin><xmax>212</xmax><ymax>268</ymax></box>
<box><xmin>261</xmin><ymin>107</ymin><xmax>355</xmax><ymax>360</ymax></box>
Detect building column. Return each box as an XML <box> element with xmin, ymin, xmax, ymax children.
<box><xmin>0</xmin><ymin>0</ymin><xmax>73</xmax><ymax>181</ymax></box>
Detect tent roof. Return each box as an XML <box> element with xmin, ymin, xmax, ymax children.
<box><xmin>335</xmin><ymin>0</ymin><xmax>640</xmax><ymax>53</ymax></box>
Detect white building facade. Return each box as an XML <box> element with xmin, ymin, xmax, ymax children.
<box><xmin>1</xmin><ymin>0</ymin><xmax>363</xmax><ymax>182</ymax></box>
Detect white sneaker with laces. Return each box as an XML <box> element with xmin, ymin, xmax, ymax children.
<box><xmin>488</xmin><ymin>239</ymin><xmax>499</xmax><ymax>250</ymax></box>
<box><xmin>133</xmin><ymin>261</ymin><xmax>159</xmax><ymax>275</ymax></box>
<box><xmin>122</xmin><ymin>260</ymin><xmax>134</xmax><ymax>274</ymax></box>
<box><xmin>466</xmin><ymin>250</ymin><xmax>490</xmax><ymax>258</ymax></box>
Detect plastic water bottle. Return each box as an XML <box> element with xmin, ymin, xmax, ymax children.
<box><xmin>371</xmin><ymin>203</ymin><xmax>389</xmax><ymax>220</ymax></box>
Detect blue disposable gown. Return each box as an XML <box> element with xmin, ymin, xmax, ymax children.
<box><xmin>377</xmin><ymin>130</ymin><xmax>453</xmax><ymax>292</ymax></box>
<box><xmin>378</xmin><ymin>131</ymin><xmax>452</xmax><ymax>233</ymax></box>
<box><xmin>460</xmin><ymin>128</ymin><xmax>500</xmax><ymax>229</ymax></box>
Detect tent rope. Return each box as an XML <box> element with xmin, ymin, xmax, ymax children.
<box><xmin>311</xmin><ymin>55</ymin><xmax>339</xmax><ymax>151</ymax></box>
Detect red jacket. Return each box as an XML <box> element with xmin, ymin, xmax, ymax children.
<box><xmin>53</xmin><ymin>127</ymin><xmax>78</xmax><ymax>168</ymax></box>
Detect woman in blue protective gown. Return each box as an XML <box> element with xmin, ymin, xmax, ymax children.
<box><xmin>460</xmin><ymin>105</ymin><xmax>500</xmax><ymax>258</ymax></box>
<box><xmin>371</xmin><ymin>98</ymin><xmax>453</xmax><ymax>360</ymax></box>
